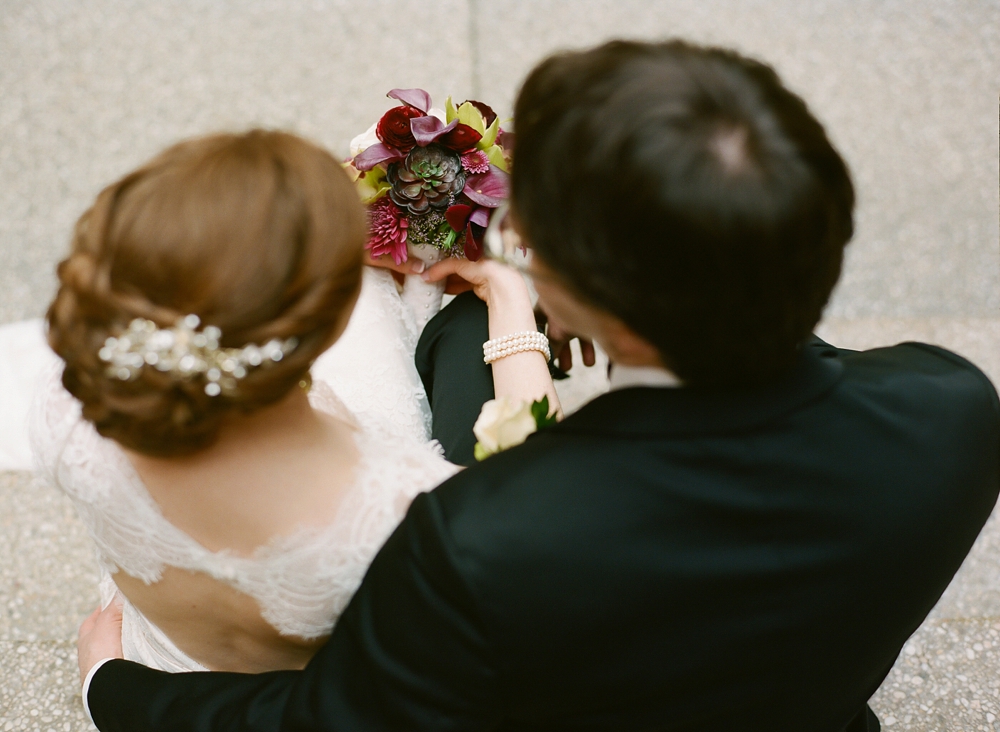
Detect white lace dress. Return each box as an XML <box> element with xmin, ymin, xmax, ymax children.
<box><xmin>30</xmin><ymin>269</ymin><xmax>460</xmax><ymax>672</ymax></box>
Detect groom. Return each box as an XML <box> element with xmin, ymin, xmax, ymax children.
<box><xmin>79</xmin><ymin>40</ymin><xmax>999</xmax><ymax>731</ymax></box>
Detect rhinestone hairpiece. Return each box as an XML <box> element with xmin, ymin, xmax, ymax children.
<box><xmin>98</xmin><ymin>314</ymin><xmax>298</xmax><ymax>397</ymax></box>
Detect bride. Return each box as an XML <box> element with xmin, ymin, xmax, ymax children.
<box><xmin>30</xmin><ymin>129</ymin><xmax>559</xmax><ymax>674</ymax></box>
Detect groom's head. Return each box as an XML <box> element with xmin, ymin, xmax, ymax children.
<box><xmin>512</xmin><ymin>40</ymin><xmax>854</xmax><ymax>387</ymax></box>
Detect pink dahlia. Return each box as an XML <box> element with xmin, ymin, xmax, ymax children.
<box><xmin>367</xmin><ymin>198</ymin><xmax>409</xmax><ymax>264</ymax></box>
<box><xmin>460</xmin><ymin>149</ymin><xmax>490</xmax><ymax>174</ymax></box>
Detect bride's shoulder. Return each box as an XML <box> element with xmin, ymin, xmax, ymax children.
<box><xmin>309</xmin><ymin>378</ymin><xmax>459</xmax><ymax>494</ymax></box>
<box><xmin>307</xmin><ymin>379</ymin><xmax>360</xmax><ymax>427</ymax></box>
<box><xmin>309</xmin><ymin>378</ymin><xmax>418</xmax><ymax>448</ymax></box>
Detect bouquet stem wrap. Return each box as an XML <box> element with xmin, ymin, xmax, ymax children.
<box><xmin>401</xmin><ymin>243</ymin><xmax>447</xmax><ymax>332</ymax></box>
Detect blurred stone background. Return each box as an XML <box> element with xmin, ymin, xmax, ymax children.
<box><xmin>2</xmin><ymin>1</ymin><xmax>998</xmax><ymax>331</ymax></box>
<box><xmin>1</xmin><ymin>0</ymin><xmax>998</xmax><ymax>728</ymax></box>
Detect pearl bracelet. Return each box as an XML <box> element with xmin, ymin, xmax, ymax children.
<box><xmin>483</xmin><ymin>331</ymin><xmax>551</xmax><ymax>364</ymax></box>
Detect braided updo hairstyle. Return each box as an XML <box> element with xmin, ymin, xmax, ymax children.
<box><xmin>47</xmin><ymin>130</ymin><xmax>366</xmax><ymax>456</ymax></box>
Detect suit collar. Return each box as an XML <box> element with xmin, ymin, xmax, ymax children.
<box><xmin>552</xmin><ymin>346</ymin><xmax>843</xmax><ymax>438</ymax></box>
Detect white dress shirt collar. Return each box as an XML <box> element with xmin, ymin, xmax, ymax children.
<box><xmin>608</xmin><ymin>363</ymin><xmax>681</xmax><ymax>391</ymax></box>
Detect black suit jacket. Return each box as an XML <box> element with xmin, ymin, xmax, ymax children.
<box><xmin>89</xmin><ymin>340</ymin><xmax>1000</xmax><ymax>731</ymax></box>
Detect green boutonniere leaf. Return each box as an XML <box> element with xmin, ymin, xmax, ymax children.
<box><xmin>530</xmin><ymin>395</ymin><xmax>559</xmax><ymax>430</ymax></box>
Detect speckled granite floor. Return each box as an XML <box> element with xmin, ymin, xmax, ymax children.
<box><xmin>1</xmin><ymin>471</ymin><xmax>99</xmax><ymax>729</ymax></box>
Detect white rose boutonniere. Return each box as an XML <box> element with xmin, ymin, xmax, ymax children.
<box><xmin>473</xmin><ymin>395</ymin><xmax>558</xmax><ymax>461</ymax></box>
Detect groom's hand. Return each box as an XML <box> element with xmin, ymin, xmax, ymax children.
<box><xmin>78</xmin><ymin>601</ymin><xmax>124</xmax><ymax>687</ymax></box>
<box><xmin>539</xmin><ymin>315</ymin><xmax>597</xmax><ymax>372</ymax></box>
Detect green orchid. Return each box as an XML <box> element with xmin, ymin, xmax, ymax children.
<box><xmin>484</xmin><ymin>144</ymin><xmax>509</xmax><ymax>172</ymax></box>
<box><xmin>445</xmin><ymin>97</ymin><xmax>488</xmax><ymax>136</ymax></box>
<box><xmin>446</xmin><ymin>97</ymin><xmax>505</xmax><ymax>153</ymax></box>
<box><xmin>478</xmin><ymin>117</ymin><xmax>500</xmax><ymax>151</ymax></box>
<box><xmin>346</xmin><ymin>163</ymin><xmax>391</xmax><ymax>205</ymax></box>
<box><xmin>445</xmin><ymin>95</ymin><xmax>461</xmax><ymax>123</ymax></box>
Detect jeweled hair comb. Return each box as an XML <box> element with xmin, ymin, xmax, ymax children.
<box><xmin>98</xmin><ymin>314</ymin><xmax>298</xmax><ymax>396</ymax></box>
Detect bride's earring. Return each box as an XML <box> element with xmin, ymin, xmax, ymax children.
<box><xmin>298</xmin><ymin>371</ymin><xmax>313</xmax><ymax>393</ymax></box>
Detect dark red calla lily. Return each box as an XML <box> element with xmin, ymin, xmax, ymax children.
<box><xmin>409</xmin><ymin>117</ymin><xmax>482</xmax><ymax>152</ymax></box>
<box><xmin>445</xmin><ymin>203</ymin><xmax>490</xmax><ymax>261</ymax></box>
<box><xmin>445</xmin><ymin>204</ymin><xmax>473</xmax><ymax>233</ymax></box>
<box><xmin>464</xmin><ymin>220</ymin><xmax>485</xmax><ymax>261</ymax></box>
<box><xmin>410</xmin><ymin>116</ymin><xmax>458</xmax><ymax>147</ymax></box>
<box><xmin>464</xmin><ymin>206</ymin><xmax>492</xmax><ymax>261</ymax></box>
<box><xmin>387</xmin><ymin>88</ymin><xmax>431</xmax><ymax>113</ymax></box>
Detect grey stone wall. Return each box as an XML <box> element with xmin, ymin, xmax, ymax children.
<box><xmin>2</xmin><ymin>0</ymin><xmax>998</xmax><ymax>326</ymax></box>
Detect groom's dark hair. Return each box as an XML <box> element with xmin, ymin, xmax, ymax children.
<box><xmin>512</xmin><ymin>39</ymin><xmax>854</xmax><ymax>387</ymax></box>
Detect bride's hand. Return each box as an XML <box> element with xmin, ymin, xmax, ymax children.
<box><xmin>423</xmin><ymin>257</ymin><xmax>561</xmax><ymax>416</ymax></box>
<box><xmin>78</xmin><ymin>600</ymin><xmax>124</xmax><ymax>687</ymax></box>
<box><xmin>420</xmin><ymin>258</ymin><xmax>528</xmax><ymax>308</ymax></box>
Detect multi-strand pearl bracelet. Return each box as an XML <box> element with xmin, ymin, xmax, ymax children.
<box><xmin>483</xmin><ymin>331</ymin><xmax>551</xmax><ymax>364</ymax></box>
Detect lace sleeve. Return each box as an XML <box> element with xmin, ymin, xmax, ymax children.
<box><xmin>28</xmin><ymin>359</ymin><xmax>203</xmax><ymax>584</ymax></box>
<box><xmin>28</xmin><ymin>360</ymin><xmax>79</xmax><ymax>486</ymax></box>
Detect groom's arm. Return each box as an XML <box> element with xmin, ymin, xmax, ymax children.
<box><xmin>88</xmin><ymin>664</ymin><xmax>297</xmax><ymax>731</ymax></box>
<box><xmin>86</xmin><ymin>487</ymin><xmax>500</xmax><ymax>732</ymax></box>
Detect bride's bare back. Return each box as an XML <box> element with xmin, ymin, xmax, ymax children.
<box><xmin>118</xmin><ymin>389</ymin><xmax>357</xmax><ymax>672</ymax></box>
<box><xmin>114</xmin><ymin>568</ymin><xmax>327</xmax><ymax>673</ymax></box>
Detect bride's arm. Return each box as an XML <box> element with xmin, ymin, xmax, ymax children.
<box><xmin>422</xmin><ymin>259</ymin><xmax>561</xmax><ymax>417</ymax></box>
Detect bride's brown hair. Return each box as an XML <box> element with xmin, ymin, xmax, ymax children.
<box><xmin>47</xmin><ymin>129</ymin><xmax>366</xmax><ymax>456</ymax></box>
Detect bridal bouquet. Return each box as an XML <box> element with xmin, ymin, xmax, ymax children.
<box><xmin>345</xmin><ymin>88</ymin><xmax>511</xmax><ymax>268</ymax></box>
<box><xmin>344</xmin><ymin>89</ymin><xmax>512</xmax><ymax>329</ymax></box>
